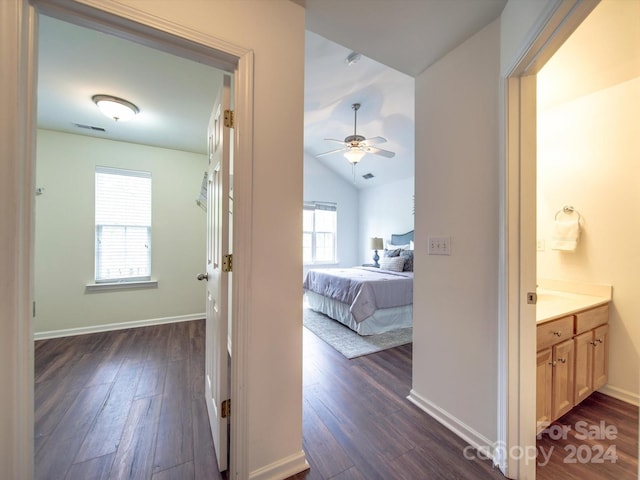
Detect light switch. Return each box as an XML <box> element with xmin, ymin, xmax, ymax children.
<box><xmin>428</xmin><ymin>236</ymin><xmax>451</xmax><ymax>255</ymax></box>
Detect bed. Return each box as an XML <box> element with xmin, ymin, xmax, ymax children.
<box><xmin>303</xmin><ymin>231</ymin><xmax>414</xmax><ymax>336</ymax></box>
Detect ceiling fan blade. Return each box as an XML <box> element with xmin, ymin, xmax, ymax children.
<box><xmin>361</xmin><ymin>136</ymin><xmax>387</xmax><ymax>146</ymax></box>
<box><xmin>323</xmin><ymin>138</ymin><xmax>348</xmax><ymax>145</ymax></box>
<box><xmin>316</xmin><ymin>147</ymin><xmax>347</xmax><ymax>157</ymax></box>
<box><xmin>364</xmin><ymin>146</ymin><xmax>395</xmax><ymax>158</ymax></box>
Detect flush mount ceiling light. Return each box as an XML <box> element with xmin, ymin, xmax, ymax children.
<box><xmin>92</xmin><ymin>94</ymin><xmax>139</xmax><ymax>122</ymax></box>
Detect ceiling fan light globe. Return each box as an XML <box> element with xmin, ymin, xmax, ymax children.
<box><xmin>344</xmin><ymin>148</ymin><xmax>365</xmax><ymax>164</ymax></box>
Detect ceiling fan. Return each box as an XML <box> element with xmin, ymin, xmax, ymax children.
<box><xmin>316</xmin><ymin>103</ymin><xmax>395</xmax><ymax>164</ymax></box>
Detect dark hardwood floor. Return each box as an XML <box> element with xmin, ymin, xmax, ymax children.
<box><xmin>291</xmin><ymin>328</ymin><xmax>506</xmax><ymax>480</ymax></box>
<box><xmin>292</xmin><ymin>327</ymin><xmax>638</xmax><ymax>480</ymax></box>
<box><xmin>35</xmin><ymin>320</ymin><xmax>638</xmax><ymax>480</ymax></box>
<box><xmin>536</xmin><ymin>392</ymin><xmax>638</xmax><ymax>480</ymax></box>
<box><xmin>34</xmin><ymin>320</ymin><xmax>222</xmax><ymax>480</ymax></box>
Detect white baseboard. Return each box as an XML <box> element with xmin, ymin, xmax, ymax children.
<box><xmin>33</xmin><ymin>313</ymin><xmax>205</xmax><ymax>340</ymax></box>
<box><xmin>598</xmin><ymin>385</ymin><xmax>640</xmax><ymax>407</ymax></box>
<box><xmin>248</xmin><ymin>450</ymin><xmax>309</xmax><ymax>480</ymax></box>
<box><xmin>407</xmin><ymin>389</ymin><xmax>497</xmax><ymax>464</ymax></box>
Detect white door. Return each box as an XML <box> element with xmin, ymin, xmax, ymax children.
<box><xmin>201</xmin><ymin>74</ymin><xmax>231</xmax><ymax>472</ymax></box>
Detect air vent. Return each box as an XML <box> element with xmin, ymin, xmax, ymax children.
<box><xmin>362</xmin><ymin>173</ymin><xmax>374</xmax><ymax>180</ymax></box>
<box><xmin>73</xmin><ymin>123</ymin><xmax>106</xmax><ymax>132</ymax></box>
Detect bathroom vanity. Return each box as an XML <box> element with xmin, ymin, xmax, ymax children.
<box><xmin>535</xmin><ymin>281</ymin><xmax>612</xmax><ymax>431</ymax></box>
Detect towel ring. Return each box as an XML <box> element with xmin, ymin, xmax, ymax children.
<box><xmin>555</xmin><ymin>205</ymin><xmax>581</xmax><ymax>222</ymax></box>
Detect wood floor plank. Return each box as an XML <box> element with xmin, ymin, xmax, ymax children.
<box><xmin>34</xmin><ymin>376</ymin><xmax>83</xmax><ymax>438</ymax></box>
<box><xmin>191</xmin><ymin>398</ymin><xmax>223</xmax><ymax>480</ymax></box>
<box><xmin>66</xmin><ymin>453</ymin><xmax>115</xmax><ymax>480</ymax></box>
<box><xmin>75</xmin><ymin>361</ymin><xmax>144</xmax><ymax>462</ymax></box>
<box><xmin>135</xmin><ymin>363</ymin><xmax>167</xmax><ymax>400</ymax></box>
<box><xmin>35</xmin><ymin>383</ymin><xmax>112</xmax><ymax>480</ymax></box>
<box><xmin>107</xmin><ymin>395</ymin><xmax>162</xmax><ymax>480</ymax></box>
<box><xmin>153</xmin><ymin>359</ymin><xmax>194</xmax><ymax>473</ymax></box>
<box><xmin>151</xmin><ymin>461</ymin><xmax>195</xmax><ymax>480</ymax></box>
<box><xmin>301</xmin><ymin>397</ymin><xmax>354</xmax><ymax>479</ymax></box>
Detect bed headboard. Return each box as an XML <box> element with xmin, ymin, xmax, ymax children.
<box><xmin>390</xmin><ymin>230</ymin><xmax>414</xmax><ymax>246</ymax></box>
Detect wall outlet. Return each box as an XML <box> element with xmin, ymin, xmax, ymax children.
<box><xmin>428</xmin><ymin>236</ymin><xmax>451</xmax><ymax>255</ymax></box>
<box><xmin>537</xmin><ymin>239</ymin><xmax>545</xmax><ymax>252</ymax></box>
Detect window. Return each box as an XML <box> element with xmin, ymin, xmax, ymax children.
<box><xmin>95</xmin><ymin>166</ymin><xmax>152</xmax><ymax>283</ymax></box>
<box><xmin>303</xmin><ymin>202</ymin><xmax>337</xmax><ymax>264</ymax></box>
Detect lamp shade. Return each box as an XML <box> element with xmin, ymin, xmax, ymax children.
<box><xmin>369</xmin><ymin>237</ymin><xmax>383</xmax><ymax>250</ymax></box>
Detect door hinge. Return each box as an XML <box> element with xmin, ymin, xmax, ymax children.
<box><xmin>224</xmin><ymin>109</ymin><xmax>234</xmax><ymax>128</ymax></box>
<box><xmin>221</xmin><ymin>399</ymin><xmax>230</xmax><ymax>418</ymax></box>
<box><xmin>222</xmin><ymin>254</ymin><xmax>233</xmax><ymax>272</ymax></box>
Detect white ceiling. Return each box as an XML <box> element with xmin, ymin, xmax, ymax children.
<box><xmin>37</xmin><ymin>15</ymin><xmax>222</xmax><ymax>155</ymax></box>
<box><xmin>37</xmin><ymin>1</ymin><xmax>506</xmax><ymax>189</ymax></box>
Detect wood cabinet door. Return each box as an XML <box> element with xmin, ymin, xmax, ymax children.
<box><xmin>536</xmin><ymin>348</ymin><xmax>553</xmax><ymax>430</ymax></box>
<box><xmin>552</xmin><ymin>339</ymin><xmax>575</xmax><ymax>420</ymax></box>
<box><xmin>592</xmin><ymin>324</ymin><xmax>609</xmax><ymax>390</ymax></box>
<box><xmin>574</xmin><ymin>332</ymin><xmax>594</xmax><ymax>405</ymax></box>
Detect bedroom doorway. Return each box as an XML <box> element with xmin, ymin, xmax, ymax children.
<box><xmin>7</xmin><ymin>1</ymin><xmax>255</xmax><ymax>477</ymax></box>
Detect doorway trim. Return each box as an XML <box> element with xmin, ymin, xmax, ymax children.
<box><xmin>8</xmin><ymin>0</ymin><xmax>254</xmax><ymax>478</ymax></box>
<box><xmin>500</xmin><ymin>1</ymin><xmax>599</xmax><ymax>478</ymax></box>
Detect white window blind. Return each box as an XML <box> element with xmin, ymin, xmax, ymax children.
<box><xmin>303</xmin><ymin>202</ymin><xmax>337</xmax><ymax>264</ymax></box>
<box><xmin>95</xmin><ymin>166</ymin><xmax>152</xmax><ymax>282</ymax></box>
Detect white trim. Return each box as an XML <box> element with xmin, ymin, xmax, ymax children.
<box><xmin>248</xmin><ymin>451</ymin><xmax>309</xmax><ymax>480</ymax></box>
<box><xmin>407</xmin><ymin>390</ymin><xmax>496</xmax><ymax>462</ymax></box>
<box><xmin>598</xmin><ymin>386</ymin><xmax>640</xmax><ymax>407</ymax></box>
<box><xmin>85</xmin><ymin>279</ymin><xmax>158</xmax><ymax>292</ymax></box>
<box><xmin>0</xmin><ymin>1</ymin><xmax>37</xmax><ymax>477</ymax></box>
<box><xmin>34</xmin><ymin>313</ymin><xmax>205</xmax><ymax>340</ymax></box>
<box><xmin>229</xmin><ymin>49</ymin><xmax>255</xmax><ymax>480</ymax></box>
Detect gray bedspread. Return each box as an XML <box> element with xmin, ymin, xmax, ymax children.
<box><xmin>303</xmin><ymin>267</ymin><xmax>413</xmax><ymax>322</ymax></box>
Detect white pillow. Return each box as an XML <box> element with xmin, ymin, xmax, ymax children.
<box><xmin>386</xmin><ymin>242</ymin><xmax>410</xmax><ymax>251</ymax></box>
<box><xmin>379</xmin><ymin>256</ymin><xmax>406</xmax><ymax>272</ymax></box>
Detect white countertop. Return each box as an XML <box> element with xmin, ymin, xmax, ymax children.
<box><xmin>536</xmin><ymin>284</ymin><xmax>612</xmax><ymax>324</ymax></box>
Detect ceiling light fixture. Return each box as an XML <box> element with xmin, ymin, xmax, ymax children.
<box><xmin>345</xmin><ymin>51</ymin><xmax>361</xmax><ymax>66</ymax></box>
<box><xmin>344</xmin><ymin>147</ymin><xmax>365</xmax><ymax>164</ymax></box>
<box><xmin>92</xmin><ymin>94</ymin><xmax>139</xmax><ymax>121</ymax></box>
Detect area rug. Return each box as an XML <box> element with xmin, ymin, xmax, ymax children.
<box><xmin>303</xmin><ymin>308</ymin><xmax>412</xmax><ymax>359</ymax></box>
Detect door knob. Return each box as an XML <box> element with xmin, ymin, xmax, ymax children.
<box><xmin>197</xmin><ymin>273</ymin><xmax>208</xmax><ymax>281</ymax></box>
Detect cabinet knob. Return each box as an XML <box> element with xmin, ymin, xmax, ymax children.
<box><xmin>557</xmin><ymin>357</ymin><xmax>567</xmax><ymax>364</ymax></box>
<box><xmin>549</xmin><ymin>361</ymin><xmax>557</xmax><ymax>366</ymax></box>
<box><xmin>552</xmin><ymin>331</ymin><xmax>562</xmax><ymax>337</ymax></box>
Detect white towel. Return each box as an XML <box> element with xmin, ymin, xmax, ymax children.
<box><xmin>551</xmin><ymin>217</ymin><xmax>580</xmax><ymax>252</ymax></box>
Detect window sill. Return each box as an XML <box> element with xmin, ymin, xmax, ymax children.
<box><xmin>85</xmin><ymin>279</ymin><xmax>158</xmax><ymax>293</ymax></box>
